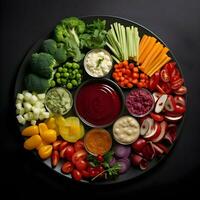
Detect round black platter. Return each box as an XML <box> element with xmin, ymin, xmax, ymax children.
<box><xmin>14</xmin><ymin>16</ymin><xmax>186</xmax><ymax>185</ymax></box>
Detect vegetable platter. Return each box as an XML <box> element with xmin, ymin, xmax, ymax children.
<box><xmin>14</xmin><ymin>16</ymin><xmax>187</xmax><ymax>184</ymax></box>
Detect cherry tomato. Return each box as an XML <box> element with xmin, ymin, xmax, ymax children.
<box><xmin>129</xmin><ymin>63</ymin><xmax>134</xmax><ymax>69</ymax></box>
<box><xmin>72</xmin><ymin>150</ymin><xmax>87</xmax><ymax>164</ymax></box>
<box><xmin>150</xmin><ymin>113</ymin><xmax>164</xmax><ymax>122</ymax></box>
<box><xmin>96</xmin><ymin>165</ymin><xmax>104</xmax><ymax>173</ymax></box>
<box><xmin>160</xmin><ymin>68</ymin><xmax>170</xmax><ymax>82</ymax></box>
<box><xmin>97</xmin><ymin>155</ymin><xmax>104</xmax><ymax>162</ymax></box>
<box><xmin>71</xmin><ymin>169</ymin><xmax>82</xmax><ymax>181</ymax></box>
<box><xmin>74</xmin><ymin>140</ymin><xmax>84</xmax><ymax>152</ymax></box>
<box><xmin>149</xmin><ymin>71</ymin><xmax>160</xmax><ymax>91</ymax></box>
<box><xmin>61</xmin><ymin>161</ymin><xmax>74</xmax><ymax>174</ymax></box>
<box><xmin>160</xmin><ymin>82</ymin><xmax>172</xmax><ymax>94</ymax></box>
<box><xmin>64</xmin><ymin>145</ymin><xmax>75</xmax><ymax>161</ymax></box>
<box><xmin>75</xmin><ymin>159</ymin><xmax>88</xmax><ymax>171</ymax></box>
<box><xmin>81</xmin><ymin>170</ymin><xmax>90</xmax><ymax>178</ymax></box>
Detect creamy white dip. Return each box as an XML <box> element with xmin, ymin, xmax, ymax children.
<box><xmin>113</xmin><ymin>116</ymin><xmax>140</xmax><ymax>145</ymax></box>
<box><xmin>84</xmin><ymin>49</ymin><xmax>112</xmax><ymax>77</ymax></box>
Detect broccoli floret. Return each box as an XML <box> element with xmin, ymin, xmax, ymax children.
<box><xmin>54</xmin><ymin>24</ymin><xmax>68</xmax><ymax>43</ymax></box>
<box><xmin>53</xmin><ymin>47</ymin><xmax>67</xmax><ymax>64</ymax></box>
<box><xmin>61</xmin><ymin>17</ymin><xmax>85</xmax><ymax>34</ymax></box>
<box><xmin>31</xmin><ymin>52</ymin><xmax>56</xmax><ymax>79</ymax></box>
<box><xmin>41</xmin><ymin>39</ymin><xmax>57</xmax><ymax>55</ymax></box>
<box><xmin>25</xmin><ymin>73</ymin><xmax>50</xmax><ymax>93</ymax></box>
<box><xmin>54</xmin><ymin>17</ymin><xmax>86</xmax><ymax>62</ymax></box>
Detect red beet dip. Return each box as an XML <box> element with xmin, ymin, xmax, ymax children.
<box><xmin>75</xmin><ymin>82</ymin><xmax>122</xmax><ymax>126</ymax></box>
<box><xmin>126</xmin><ymin>88</ymin><xmax>154</xmax><ymax>117</ymax></box>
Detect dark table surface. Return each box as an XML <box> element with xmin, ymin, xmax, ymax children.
<box><xmin>1</xmin><ymin>0</ymin><xmax>200</xmax><ymax>198</ymax></box>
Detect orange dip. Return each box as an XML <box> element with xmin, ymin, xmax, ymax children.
<box><xmin>84</xmin><ymin>129</ymin><xmax>112</xmax><ymax>156</ymax></box>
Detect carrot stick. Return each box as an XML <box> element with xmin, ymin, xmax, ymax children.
<box><xmin>139</xmin><ymin>36</ymin><xmax>152</xmax><ymax>61</ymax></box>
<box><xmin>139</xmin><ymin>35</ymin><xmax>148</xmax><ymax>53</ymax></box>
<box><xmin>139</xmin><ymin>37</ymin><xmax>157</xmax><ymax>64</ymax></box>
<box><xmin>142</xmin><ymin>42</ymin><xmax>163</xmax><ymax>72</ymax></box>
<box><xmin>148</xmin><ymin>56</ymin><xmax>171</xmax><ymax>76</ymax></box>
<box><xmin>147</xmin><ymin>47</ymin><xmax>169</xmax><ymax>71</ymax></box>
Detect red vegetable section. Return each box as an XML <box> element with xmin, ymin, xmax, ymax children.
<box><xmin>75</xmin><ymin>82</ymin><xmax>122</xmax><ymax>126</ymax></box>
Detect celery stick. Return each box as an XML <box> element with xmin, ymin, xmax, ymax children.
<box><xmin>111</xmin><ymin>55</ymin><xmax>120</xmax><ymax>63</ymax></box>
<box><xmin>122</xmin><ymin>26</ymin><xmax>128</xmax><ymax>60</ymax></box>
<box><xmin>131</xmin><ymin>26</ymin><xmax>136</xmax><ymax>59</ymax></box>
<box><xmin>134</xmin><ymin>27</ymin><xmax>140</xmax><ymax>62</ymax></box>
<box><xmin>126</xmin><ymin>27</ymin><xmax>130</xmax><ymax>59</ymax></box>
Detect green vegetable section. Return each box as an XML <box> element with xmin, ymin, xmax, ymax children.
<box><xmin>24</xmin><ymin>17</ymin><xmax>108</xmax><ymax>93</ymax></box>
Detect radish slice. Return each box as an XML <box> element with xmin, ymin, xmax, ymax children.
<box><xmin>151</xmin><ymin>143</ymin><xmax>164</xmax><ymax>155</ymax></box>
<box><xmin>131</xmin><ymin>154</ymin><xmax>149</xmax><ymax>170</ymax></box>
<box><xmin>144</xmin><ymin>122</ymin><xmax>161</xmax><ymax>140</ymax></box>
<box><xmin>132</xmin><ymin>138</ymin><xmax>147</xmax><ymax>152</ymax></box>
<box><xmin>164</xmin><ymin>132</ymin><xmax>173</xmax><ymax>144</ymax></box>
<box><xmin>174</xmin><ymin>96</ymin><xmax>186</xmax><ymax>106</ymax></box>
<box><xmin>140</xmin><ymin>159</ymin><xmax>149</xmax><ymax>170</ymax></box>
<box><xmin>165</xmin><ymin>115</ymin><xmax>183</xmax><ymax>122</ymax></box>
<box><xmin>164</xmin><ymin>95</ymin><xmax>176</xmax><ymax>112</ymax></box>
<box><xmin>140</xmin><ymin>118</ymin><xmax>153</xmax><ymax>136</ymax></box>
<box><xmin>153</xmin><ymin>92</ymin><xmax>162</xmax><ymax>102</ymax></box>
<box><xmin>155</xmin><ymin>94</ymin><xmax>168</xmax><ymax>113</ymax></box>
<box><xmin>141</xmin><ymin>142</ymin><xmax>155</xmax><ymax>160</ymax></box>
<box><xmin>152</xmin><ymin>121</ymin><xmax>167</xmax><ymax>143</ymax></box>
<box><xmin>156</xmin><ymin>143</ymin><xmax>169</xmax><ymax>154</ymax></box>
<box><xmin>143</xmin><ymin>118</ymin><xmax>154</xmax><ymax>137</ymax></box>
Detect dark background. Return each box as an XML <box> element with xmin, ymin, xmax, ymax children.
<box><xmin>1</xmin><ymin>0</ymin><xmax>200</xmax><ymax>198</ymax></box>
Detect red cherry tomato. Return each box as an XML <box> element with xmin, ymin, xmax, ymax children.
<box><xmin>150</xmin><ymin>113</ymin><xmax>164</xmax><ymax>122</ymax></box>
<box><xmin>72</xmin><ymin>150</ymin><xmax>87</xmax><ymax>164</ymax></box>
<box><xmin>71</xmin><ymin>169</ymin><xmax>82</xmax><ymax>181</ymax></box>
<box><xmin>61</xmin><ymin>161</ymin><xmax>74</xmax><ymax>174</ymax></box>
<box><xmin>74</xmin><ymin>140</ymin><xmax>84</xmax><ymax>152</ymax></box>
<box><xmin>160</xmin><ymin>68</ymin><xmax>170</xmax><ymax>82</ymax></box>
<box><xmin>97</xmin><ymin>155</ymin><xmax>104</xmax><ymax>162</ymax></box>
<box><xmin>81</xmin><ymin>170</ymin><xmax>90</xmax><ymax>178</ymax></box>
<box><xmin>75</xmin><ymin>159</ymin><xmax>88</xmax><ymax>171</ymax></box>
<box><xmin>64</xmin><ymin>145</ymin><xmax>75</xmax><ymax>161</ymax></box>
<box><xmin>149</xmin><ymin>71</ymin><xmax>160</xmax><ymax>91</ymax></box>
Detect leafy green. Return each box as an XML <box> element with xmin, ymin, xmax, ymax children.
<box><xmin>89</xmin><ymin>151</ymin><xmax>120</xmax><ymax>181</ymax></box>
<box><xmin>80</xmin><ymin>19</ymin><xmax>107</xmax><ymax>49</ymax></box>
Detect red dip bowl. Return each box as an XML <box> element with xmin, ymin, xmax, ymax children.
<box><xmin>75</xmin><ymin>79</ymin><xmax>124</xmax><ymax>127</ymax></box>
<box><xmin>125</xmin><ymin>88</ymin><xmax>155</xmax><ymax>117</ymax></box>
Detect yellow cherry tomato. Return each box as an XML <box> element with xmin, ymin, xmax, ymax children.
<box><xmin>38</xmin><ymin>145</ymin><xmax>53</xmax><ymax>159</ymax></box>
<box><xmin>36</xmin><ymin>139</ymin><xmax>48</xmax><ymax>150</ymax></box>
<box><xmin>40</xmin><ymin>129</ymin><xmax>57</xmax><ymax>144</ymax></box>
<box><xmin>21</xmin><ymin>125</ymin><xmax>39</xmax><ymax>136</ymax></box>
<box><xmin>24</xmin><ymin>135</ymin><xmax>42</xmax><ymax>150</ymax></box>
